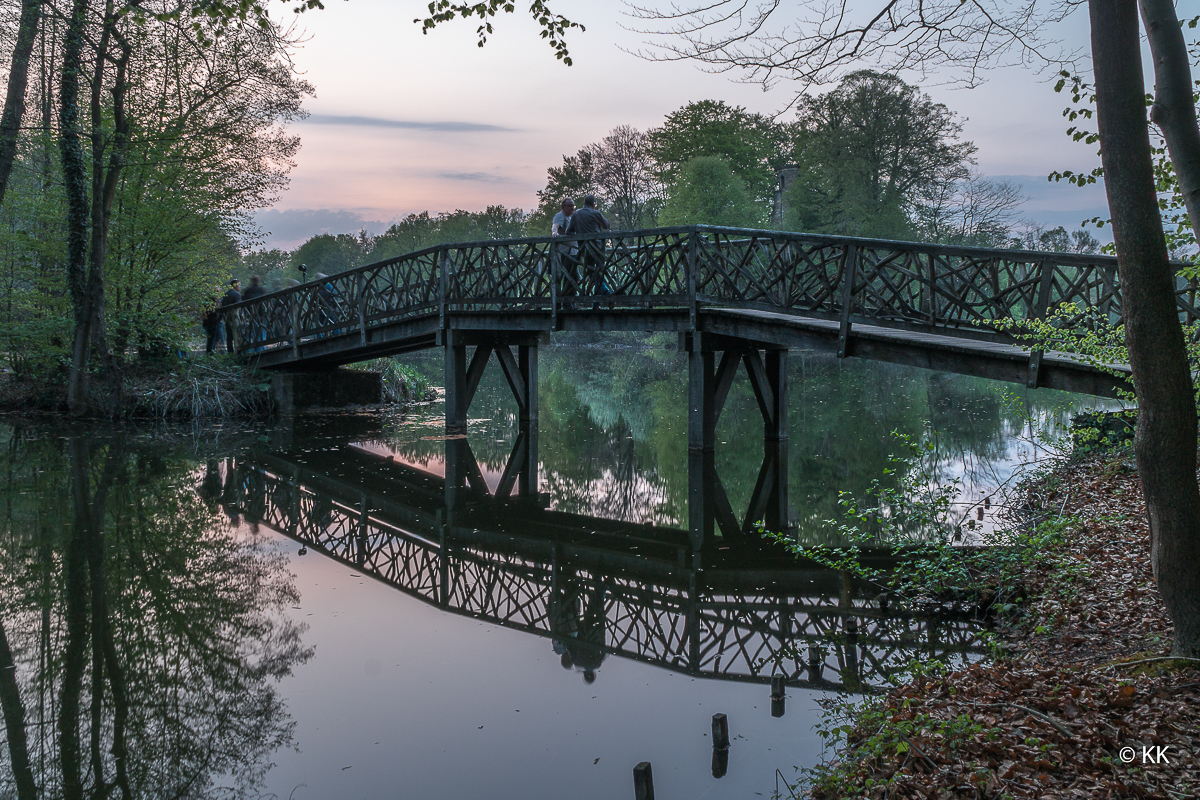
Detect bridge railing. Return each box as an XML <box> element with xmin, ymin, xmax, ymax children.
<box><xmin>227</xmin><ymin>225</ymin><xmax>1199</xmax><ymax>358</ymax></box>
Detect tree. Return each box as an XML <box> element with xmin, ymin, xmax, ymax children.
<box><xmin>658</xmin><ymin>156</ymin><xmax>764</xmax><ymax>228</ymax></box>
<box><xmin>647</xmin><ymin>99</ymin><xmax>792</xmax><ymax>206</ymax></box>
<box><xmin>290</xmin><ymin>231</ymin><xmax>373</xmax><ymax>274</ymax></box>
<box><xmin>0</xmin><ymin>430</ymin><xmax>311</xmax><ymax>796</ymax></box>
<box><xmin>915</xmin><ymin>171</ymin><xmax>1025</xmax><ymax>247</ymax></box>
<box><xmin>630</xmin><ymin>0</ymin><xmax>1200</xmax><ymax>656</ymax></box>
<box><xmin>784</xmin><ymin>71</ymin><xmax>976</xmax><ymax>240</ymax></box>
<box><xmin>532</xmin><ymin>127</ymin><xmax>661</xmax><ymax>231</ymax></box>
<box><xmin>589</xmin><ymin>126</ymin><xmax>662</xmax><ymax>229</ymax></box>
<box><xmin>532</xmin><ymin>148</ymin><xmax>597</xmax><ymax>233</ymax></box>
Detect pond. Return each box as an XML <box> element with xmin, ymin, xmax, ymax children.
<box><xmin>0</xmin><ymin>345</ymin><xmax>1107</xmax><ymax>799</ymax></box>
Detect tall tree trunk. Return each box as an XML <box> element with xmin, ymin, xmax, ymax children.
<box><xmin>88</xmin><ymin>12</ymin><xmax>131</xmax><ymax>411</ymax></box>
<box><xmin>1091</xmin><ymin>0</ymin><xmax>1200</xmax><ymax>657</ymax></box>
<box><xmin>0</xmin><ymin>0</ymin><xmax>43</xmax><ymax>206</ymax></box>
<box><xmin>0</xmin><ymin>617</ymin><xmax>37</xmax><ymax>800</ymax></box>
<box><xmin>60</xmin><ymin>0</ymin><xmax>92</xmax><ymax>415</ymax></box>
<box><xmin>1139</xmin><ymin>0</ymin><xmax>1200</xmax><ymax>248</ymax></box>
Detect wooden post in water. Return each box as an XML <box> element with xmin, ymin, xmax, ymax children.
<box><xmin>808</xmin><ymin>644</ymin><xmax>823</xmax><ymax>681</ymax></box>
<box><xmin>771</xmin><ymin>674</ymin><xmax>786</xmax><ymax>718</ymax></box>
<box><xmin>711</xmin><ymin>713</ymin><xmax>730</xmax><ymax>749</ymax></box>
<box><xmin>634</xmin><ymin>762</ymin><xmax>654</xmax><ymax>800</ymax></box>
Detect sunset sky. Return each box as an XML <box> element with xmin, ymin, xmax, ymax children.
<box><xmin>255</xmin><ymin>0</ymin><xmax>1114</xmax><ymax>249</ymax></box>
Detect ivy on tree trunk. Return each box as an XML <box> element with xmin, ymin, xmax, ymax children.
<box><xmin>60</xmin><ymin>0</ymin><xmax>92</xmax><ymax>415</ymax></box>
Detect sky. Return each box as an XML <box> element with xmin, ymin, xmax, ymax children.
<box><xmin>253</xmin><ymin>0</ymin><xmax>1112</xmax><ymax>250</ymax></box>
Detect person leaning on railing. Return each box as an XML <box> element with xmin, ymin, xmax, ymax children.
<box><xmin>565</xmin><ymin>195</ymin><xmax>610</xmax><ymax>302</ymax></box>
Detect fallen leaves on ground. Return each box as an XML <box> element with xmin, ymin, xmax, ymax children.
<box><xmin>812</xmin><ymin>453</ymin><xmax>1200</xmax><ymax>799</ymax></box>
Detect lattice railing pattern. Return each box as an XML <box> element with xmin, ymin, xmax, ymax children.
<box><xmin>228</xmin><ymin>225</ymin><xmax>1199</xmax><ymax>359</ymax></box>
<box><xmin>238</xmin><ymin>463</ymin><xmax>983</xmax><ymax>689</ymax></box>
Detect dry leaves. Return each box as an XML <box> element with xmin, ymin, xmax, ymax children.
<box><xmin>813</xmin><ymin>453</ymin><xmax>1200</xmax><ymax>799</ymax></box>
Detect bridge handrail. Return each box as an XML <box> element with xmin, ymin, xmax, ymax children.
<box><xmin>223</xmin><ymin>225</ymin><xmax>1200</xmax><ymax>359</ymax></box>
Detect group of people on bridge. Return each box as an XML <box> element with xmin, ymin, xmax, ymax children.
<box><xmin>201</xmin><ymin>269</ymin><xmax>341</xmax><ymax>354</ymax></box>
<box><xmin>551</xmin><ymin>194</ymin><xmax>612</xmax><ymax>298</ymax></box>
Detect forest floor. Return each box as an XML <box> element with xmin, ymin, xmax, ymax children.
<box><xmin>802</xmin><ymin>450</ymin><xmax>1200</xmax><ymax>800</ymax></box>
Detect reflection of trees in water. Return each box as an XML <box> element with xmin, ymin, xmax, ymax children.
<box><xmin>391</xmin><ymin>346</ymin><xmax>1104</xmax><ymax>538</ymax></box>
<box><xmin>538</xmin><ymin>361</ymin><xmax>680</xmax><ymax>524</ymax></box>
<box><xmin>0</xmin><ymin>426</ymin><xmax>311</xmax><ymax>799</ymax></box>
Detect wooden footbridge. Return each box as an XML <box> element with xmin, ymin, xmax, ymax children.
<box><xmin>230</xmin><ymin>225</ymin><xmax>1195</xmax><ymax>532</ymax></box>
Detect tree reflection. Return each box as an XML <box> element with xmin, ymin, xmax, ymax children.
<box><xmin>0</xmin><ymin>427</ymin><xmax>311</xmax><ymax>799</ymax></box>
<box><xmin>386</xmin><ymin>346</ymin><xmax>1102</xmax><ymax>541</ymax></box>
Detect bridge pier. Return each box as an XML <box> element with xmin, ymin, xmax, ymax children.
<box><xmin>442</xmin><ymin>330</ymin><xmax>541</xmax><ymax>504</ymax></box>
<box><xmin>684</xmin><ymin>332</ymin><xmax>790</xmax><ymax>547</ymax></box>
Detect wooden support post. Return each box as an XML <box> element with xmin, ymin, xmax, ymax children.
<box><xmin>765</xmin><ymin>349</ymin><xmax>787</xmax><ymax>442</ymax></box>
<box><xmin>687</xmin><ymin>230</ymin><xmax>699</xmax><ymax>331</ymax></box>
<box><xmin>837</xmin><ymin>246</ymin><xmax>860</xmax><ymax>358</ymax></box>
<box><xmin>550</xmin><ymin>243</ymin><xmax>560</xmax><ymax>329</ymax></box>
<box><xmin>688</xmin><ymin>451</ymin><xmax>715</xmax><ymax>548</ymax></box>
<box><xmin>687</xmin><ymin>335</ymin><xmax>717</xmax><ymax>452</ymax></box>
<box><xmin>290</xmin><ymin>294</ymin><xmax>300</xmax><ymax>358</ymax></box>
<box><xmin>357</xmin><ymin>271</ymin><xmax>367</xmax><ymax>345</ymax></box>
<box><xmin>518</xmin><ymin>343</ymin><xmax>539</xmax><ymax>496</ymax></box>
<box><xmin>711</xmin><ymin>713</ymin><xmax>730</xmax><ymax>749</ymax></box>
<box><xmin>1028</xmin><ymin>260</ymin><xmax>1055</xmax><ymax>388</ymax></box>
<box><xmin>444</xmin><ymin>337</ymin><xmax>469</xmax><ymax>435</ymax></box>
<box><xmin>771</xmin><ymin>696</ymin><xmax>786</xmax><ymax>719</ymax></box>
<box><xmin>687</xmin><ymin>568</ymin><xmax>701</xmax><ymax>668</ymax></box>
<box><xmin>633</xmin><ymin>762</ymin><xmax>654</xmax><ymax>800</ymax></box>
<box><xmin>845</xmin><ymin>617</ymin><xmax>860</xmax><ymax>681</ymax></box>
<box><xmin>439</xmin><ymin>249</ymin><xmax>449</xmax><ymax>331</ymax></box>
<box><xmin>771</xmin><ymin>674</ymin><xmax>785</xmax><ymax>699</ymax></box>
<box><xmin>808</xmin><ymin>644</ymin><xmax>823</xmax><ymax>681</ymax></box>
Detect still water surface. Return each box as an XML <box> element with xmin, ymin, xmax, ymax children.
<box><xmin>0</xmin><ymin>346</ymin><xmax>1105</xmax><ymax>799</ymax></box>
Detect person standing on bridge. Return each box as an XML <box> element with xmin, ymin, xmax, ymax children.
<box><xmin>565</xmin><ymin>195</ymin><xmax>610</xmax><ymax>301</ymax></box>
<box><xmin>551</xmin><ymin>197</ymin><xmax>575</xmax><ymax>238</ymax></box>
<box><xmin>551</xmin><ymin>198</ymin><xmax>580</xmax><ymax>299</ymax></box>
<box><xmin>220</xmin><ymin>279</ymin><xmax>241</xmax><ymax>354</ymax></box>
<box><xmin>242</xmin><ymin>274</ymin><xmax>266</xmax><ymax>301</ymax></box>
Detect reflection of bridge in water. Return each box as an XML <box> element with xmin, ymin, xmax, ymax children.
<box><xmin>232</xmin><ymin>441</ymin><xmax>986</xmax><ymax>695</ymax></box>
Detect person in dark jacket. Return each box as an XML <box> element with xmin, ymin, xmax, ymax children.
<box><xmin>220</xmin><ymin>279</ymin><xmax>241</xmax><ymax>353</ymax></box>
<box><xmin>201</xmin><ymin>295</ymin><xmax>223</xmax><ymax>354</ymax></box>
<box><xmin>565</xmin><ymin>195</ymin><xmax>610</xmax><ymax>298</ymax></box>
<box><xmin>241</xmin><ymin>274</ymin><xmax>266</xmax><ymax>301</ymax></box>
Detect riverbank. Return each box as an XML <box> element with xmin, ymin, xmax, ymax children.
<box><xmin>798</xmin><ymin>451</ymin><xmax>1200</xmax><ymax>799</ymax></box>
<box><xmin>0</xmin><ymin>355</ymin><xmax>434</xmax><ymax>418</ymax></box>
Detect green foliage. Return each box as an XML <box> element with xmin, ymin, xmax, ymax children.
<box><xmin>347</xmin><ymin>357</ymin><xmax>436</xmax><ymax>404</ymax></box>
<box><xmin>415</xmin><ymin>1</ymin><xmax>584</xmax><ymax>65</ymax></box>
<box><xmin>648</xmin><ymin>99</ymin><xmax>794</xmax><ymax>205</ymax></box>
<box><xmin>795</xmin><ymin>693</ymin><xmax>985</xmax><ymax>799</ymax></box>
<box><xmin>785</xmin><ymin>71</ymin><xmax>976</xmax><ymax>240</ymax></box>
<box><xmin>1049</xmin><ymin>53</ymin><xmax>1200</xmax><ymax>262</ymax></box>
<box><xmin>532</xmin><ymin>127</ymin><xmax>661</xmax><ymax>231</ymax></box>
<box><xmin>371</xmin><ymin>206</ymin><xmax>531</xmax><ymax>261</ymax></box>
<box><xmin>289</xmin><ymin>231</ymin><xmax>373</xmax><ymax>275</ymax></box>
<box><xmin>0</xmin><ymin>9</ymin><xmax>308</xmax><ymax>379</ymax></box>
<box><xmin>762</xmin><ymin>423</ymin><xmax>1080</xmax><ymax>614</ymax></box>
<box><xmin>658</xmin><ymin>156</ymin><xmax>766</xmax><ymax>228</ymax></box>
